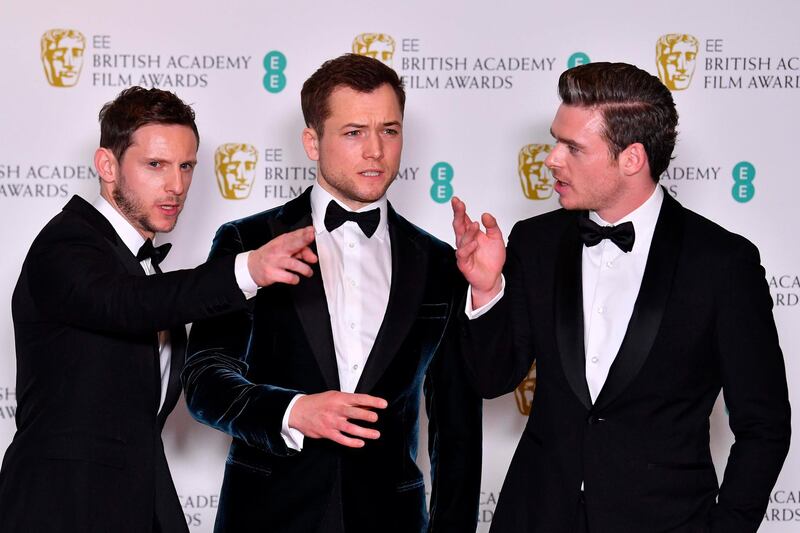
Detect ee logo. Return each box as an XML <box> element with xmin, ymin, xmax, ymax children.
<box><xmin>263</xmin><ymin>51</ymin><xmax>286</xmax><ymax>93</ymax></box>
<box><xmin>731</xmin><ymin>161</ymin><xmax>755</xmax><ymax>203</ymax></box>
<box><xmin>430</xmin><ymin>162</ymin><xmax>454</xmax><ymax>203</ymax></box>
<box><xmin>568</xmin><ymin>52</ymin><xmax>590</xmax><ymax>69</ymax></box>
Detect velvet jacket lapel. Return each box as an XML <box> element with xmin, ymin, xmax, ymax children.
<box><xmin>355</xmin><ymin>207</ymin><xmax>428</xmax><ymax>394</ymax></box>
<box><xmin>274</xmin><ymin>188</ymin><xmax>430</xmax><ymax>394</ymax></box>
<box><xmin>555</xmin><ymin>190</ymin><xmax>684</xmax><ymax>411</ymax></box>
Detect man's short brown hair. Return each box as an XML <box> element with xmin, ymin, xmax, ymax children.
<box><xmin>98</xmin><ymin>86</ymin><xmax>199</xmax><ymax>163</ymax></box>
<box><xmin>301</xmin><ymin>53</ymin><xmax>405</xmax><ymax>136</ymax></box>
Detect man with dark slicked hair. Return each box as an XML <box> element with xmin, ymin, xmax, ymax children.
<box><xmin>453</xmin><ymin>62</ymin><xmax>790</xmax><ymax>533</ymax></box>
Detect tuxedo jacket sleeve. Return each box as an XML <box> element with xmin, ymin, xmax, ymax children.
<box><xmin>459</xmin><ymin>221</ymin><xmax>537</xmax><ymax>399</ymax></box>
<box><xmin>22</xmin><ymin>201</ymin><xmax>246</xmax><ymax>334</ymax></box>
<box><xmin>183</xmin><ymin>220</ymin><xmax>302</xmax><ymax>457</ymax></box>
<box><xmin>710</xmin><ymin>236</ymin><xmax>791</xmax><ymax>532</ymax></box>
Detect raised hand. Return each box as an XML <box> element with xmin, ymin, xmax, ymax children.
<box><xmin>248</xmin><ymin>226</ymin><xmax>318</xmax><ymax>287</ymax></box>
<box><xmin>289</xmin><ymin>391</ymin><xmax>388</xmax><ymax>448</ymax></box>
<box><xmin>451</xmin><ymin>196</ymin><xmax>506</xmax><ymax>308</ymax></box>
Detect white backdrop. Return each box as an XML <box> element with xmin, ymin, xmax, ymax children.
<box><xmin>2</xmin><ymin>1</ymin><xmax>799</xmax><ymax>530</ymax></box>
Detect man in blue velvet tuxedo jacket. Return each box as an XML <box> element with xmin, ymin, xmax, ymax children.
<box><xmin>183</xmin><ymin>54</ymin><xmax>482</xmax><ymax>533</ymax></box>
<box><xmin>453</xmin><ymin>63</ymin><xmax>790</xmax><ymax>533</ymax></box>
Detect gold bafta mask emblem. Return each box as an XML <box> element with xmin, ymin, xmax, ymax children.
<box><xmin>518</xmin><ymin>144</ymin><xmax>554</xmax><ymax>200</ymax></box>
<box><xmin>215</xmin><ymin>144</ymin><xmax>258</xmax><ymax>200</ymax></box>
<box><xmin>656</xmin><ymin>34</ymin><xmax>699</xmax><ymax>91</ymax></box>
<box><xmin>352</xmin><ymin>33</ymin><xmax>396</xmax><ymax>66</ymax></box>
<box><xmin>515</xmin><ymin>362</ymin><xmax>537</xmax><ymax>416</ymax></box>
<box><xmin>41</xmin><ymin>29</ymin><xmax>86</xmax><ymax>88</ymax></box>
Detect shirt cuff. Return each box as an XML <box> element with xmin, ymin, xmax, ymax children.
<box><xmin>281</xmin><ymin>394</ymin><xmax>306</xmax><ymax>451</ymax></box>
<box><xmin>235</xmin><ymin>252</ymin><xmax>259</xmax><ymax>300</ymax></box>
<box><xmin>464</xmin><ymin>275</ymin><xmax>506</xmax><ymax>320</ymax></box>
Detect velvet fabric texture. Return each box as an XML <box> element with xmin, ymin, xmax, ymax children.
<box><xmin>184</xmin><ymin>187</ymin><xmax>482</xmax><ymax>533</ymax></box>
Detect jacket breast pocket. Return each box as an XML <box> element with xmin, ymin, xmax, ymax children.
<box><xmin>227</xmin><ymin>455</ymin><xmax>273</xmax><ymax>477</ymax></box>
<box><xmin>416</xmin><ymin>303</ymin><xmax>448</xmax><ymax>320</ymax></box>
<box><xmin>40</xmin><ymin>433</ymin><xmax>126</xmax><ymax>470</ymax></box>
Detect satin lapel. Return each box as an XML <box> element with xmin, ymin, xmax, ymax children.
<box><xmin>593</xmin><ymin>192</ymin><xmax>683</xmax><ymax>411</ymax></box>
<box><xmin>555</xmin><ymin>215</ymin><xmax>592</xmax><ymax>410</ymax></box>
<box><xmin>282</xmin><ymin>189</ymin><xmax>341</xmax><ymax>391</ymax></box>
<box><xmin>64</xmin><ymin>195</ymin><xmax>144</xmax><ymax>276</ymax></box>
<box><xmin>355</xmin><ymin>208</ymin><xmax>427</xmax><ymax>394</ymax></box>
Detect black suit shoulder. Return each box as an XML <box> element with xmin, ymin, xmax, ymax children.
<box><xmin>679</xmin><ymin>204</ymin><xmax>760</xmax><ymax>260</ymax></box>
<box><xmin>507</xmin><ymin>207</ymin><xmax>576</xmax><ymax>246</ymax></box>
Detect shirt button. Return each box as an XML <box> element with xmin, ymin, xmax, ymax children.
<box><xmin>597</xmin><ymin>306</ymin><xmax>605</xmax><ymax>314</ymax></box>
<box><xmin>591</xmin><ymin>356</ymin><xmax>599</xmax><ymax>364</ymax></box>
<box><xmin>606</xmin><ymin>261</ymin><xmax>614</xmax><ymax>268</ymax></box>
<box><xmin>348</xmin><ymin>242</ymin><xmax>355</xmax><ymax>248</ymax></box>
<box><xmin>350</xmin><ymin>323</ymin><xmax>356</xmax><ymax>329</ymax></box>
<box><xmin>353</xmin><ymin>364</ymin><xmax>359</xmax><ymax>371</ymax></box>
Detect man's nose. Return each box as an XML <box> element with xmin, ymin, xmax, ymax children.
<box><xmin>363</xmin><ymin>134</ymin><xmax>383</xmax><ymax>160</ymax></box>
<box><xmin>165</xmin><ymin>167</ymin><xmax>186</xmax><ymax>195</ymax></box>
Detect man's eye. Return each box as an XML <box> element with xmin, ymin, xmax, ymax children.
<box><xmin>384</xmin><ymin>128</ymin><xmax>399</xmax><ymax>136</ymax></box>
<box><xmin>181</xmin><ymin>163</ymin><xmax>195</xmax><ymax>170</ymax></box>
<box><xmin>344</xmin><ymin>130</ymin><xmax>360</xmax><ymax>137</ymax></box>
<box><xmin>567</xmin><ymin>145</ymin><xmax>580</xmax><ymax>154</ymax></box>
<box><xmin>148</xmin><ymin>161</ymin><xmax>161</xmax><ymax>168</ymax></box>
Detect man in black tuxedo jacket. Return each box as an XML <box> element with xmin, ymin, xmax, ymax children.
<box><xmin>452</xmin><ymin>62</ymin><xmax>790</xmax><ymax>533</ymax></box>
<box><xmin>183</xmin><ymin>54</ymin><xmax>482</xmax><ymax>533</ymax></box>
<box><xmin>0</xmin><ymin>87</ymin><xmax>318</xmax><ymax>533</ymax></box>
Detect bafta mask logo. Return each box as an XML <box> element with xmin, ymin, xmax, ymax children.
<box><xmin>515</xmin><ymin>362</ymin><xmax>537</xmax><ymax>416</ymax></box>
<box><xmin>214</xmin><ymin>143</ymin><xmax>258</xmax><ymax>200</ymax></box>
<box><xmin>352</xmin><ymin>33</ymin><xmax>396</xmax><ymax>66</ymax></box>
<box><xmin>656</xmin><ymin>34</ymin><xmax>699</xmax><ymax>91</ymax></box>
<box><xmin>518</xmin><ymin>144</ymin><xmax>554</xmax><ymax>200</ymax></box>
<box><xmin>41</xmin><ymin>29</ymin><xmax>86</xmax><ymax>88</ymax></box>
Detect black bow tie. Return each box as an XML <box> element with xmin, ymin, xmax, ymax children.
<box><xmin>577</xmin><ymin>216</ymin><xmax>635</xmax><ymax>253</ymax></box>
<box><xmin>324</xmin><ymin>200</ymin><xmax>380</xmax><ymax>238</ymax></box>
<box><xmin>136</xmin><ymin>239</ymin><xmax>172</xmax><ymax>267</ymax></box>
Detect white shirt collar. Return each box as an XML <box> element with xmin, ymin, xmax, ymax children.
<box><xmin>589</xmin><ymin>185</ymin><xmax>664</xmax><ymax>254</ymax></box>
<box><xmin>310</xmin><ymin>184</ymin><xmax>389</xmax><ymax>241</ymax></box>
<box><xmin>92</xmin><ymin>195</ymin><xmax>148</xmax><ymax>257</ymax></box>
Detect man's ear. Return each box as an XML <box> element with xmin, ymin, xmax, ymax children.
<box><xmin>94</xmin><ymin>147</ymin><xmax>118</xmax><ymax>184</ymax></box>
<box><xmin>620</xmin><ymin>142</ymin><xmax>648</xmax><ymax>177</ymax></box>
<box><xmin>302</xmin><ymin>128</ymin><xmax>320</xmax><ymax>161</ymax></box>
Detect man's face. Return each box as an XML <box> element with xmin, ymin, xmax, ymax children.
<box><xmin>659</xmin><ymin>40</ymin><xmax>697</xmax><ymax>90</ymax></box>
<box><xmin>216</xmin><ymin>146</ymin><xmax>257</xmax><ymax>199</ymax></box>
<box><xmin>545</xmin><ymin>104</ymin><xmax>624</xmax><ymax>218</ymax></box>
<box><xmin>304</xmin><ymin>84</ymin><xmax>403</xmax><ymax>210</ymax></box>
<box><xmin>111</xmin><ymin>124</ymin><xmax>197</xmax><ymax>238</ymax></box>
<box><xmin>46</xmin><ymin>36</ymin><xmax>84</xmax><ymax>86</ymax></box>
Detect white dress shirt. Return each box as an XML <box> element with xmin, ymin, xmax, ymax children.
<box><xmin>281</xmin><ymin>185</ymin><xmax>392</xmax><ymax>451</ymax></box>
<box><xmin>92</xmin><ymin>196</ymin><xmax>258</xmax><ymax>414</ymax></box>
<box><xmin>466</xmin><ymin>185</ymin><xmax>663</xmax><ymax>403</ymax></box>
